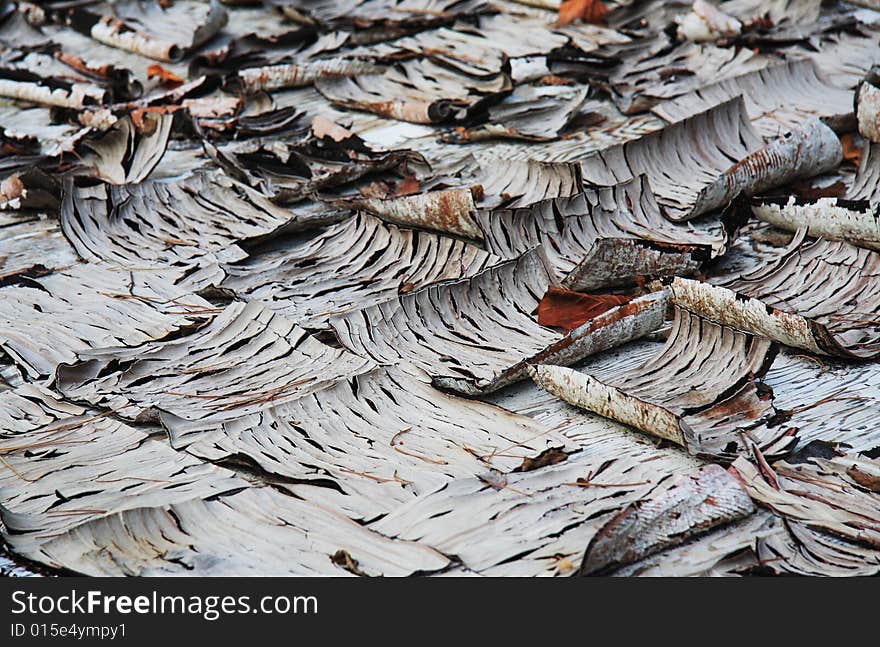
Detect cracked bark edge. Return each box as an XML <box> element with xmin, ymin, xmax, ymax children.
<box><xmin>671</xmin><ymin>277</ymin><xmax>844</xmax><ymax>357</ymax></box>
<box><xmin>751</xmin><ymin>196</ymin><xmax>880</xmax><ymax>250</ymax></box>
<box><xmin>580</xmin><ymin>464</ymin><xmax>755</xmax><ymax>575</ymax></box>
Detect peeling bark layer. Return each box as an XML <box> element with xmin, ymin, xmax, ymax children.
<box><xmin>530</xmin><ymin>307</ymin><xmax>793</xmax><ymax>461</ymax></box>
<box><xmin>55</xmin><ymin>301</ymin><xmax>376</xmax><ymax>433</ymax></box>
<box><xmin>222</xmin><ymin>212</ymin><xmax>499</xmax><ymax>329</ymax></box>
<box><xmin>475</xmin><ymin>175</ymin><xmax>725</xmax><ymax>288</ymax></box>
<box><xmin>732</xmin><ymin>449</ymin><xmax>880</xmax><ymax>576</ymax></box>
<box><xmin>61</xmin><ymin>172</ymin><xmax>300</xmax><ymax>289</ymax></box>
<box><xmin>331</xmin><ymin>251</ymin><xmax>667</xmax><ymax>394</ymax></box>
<box><xmin>674</xmin><ymin>237</ymin><xmax>880</xmax><ymax>358</ymax></box>
<box><xmin>581</xmin><ymin>464</ymin><xmax>755</xmax><ymax>575</ymax></box>
<box><xmin>652</xmin><ymin>60</ymin><xmax>853</xmax><ymax>138</ymax></box>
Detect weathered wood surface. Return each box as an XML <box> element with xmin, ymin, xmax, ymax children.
<box><xmin>1</xmin><ymin>0</ymin><xmax>880</xmax><ymax>578</ymax></box>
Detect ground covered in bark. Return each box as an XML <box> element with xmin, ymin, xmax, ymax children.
<box><xmin>1</xmin><ymin>0</ymin><xmax>880</xmax><ymax>577</ymax></box>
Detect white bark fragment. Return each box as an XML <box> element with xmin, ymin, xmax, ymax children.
<box><xmin>752</xmin><ymin>196</ymin><xmax>880</xmax><ymax>250</ymax></box>
<box><xmin>677</xmin><ymin>1</ymin><xmax>742</xmax><ymax>42</ymax></box>
<box><xmin>857</xmin><ymin>81</ymin><xmax>880</xmax><ymax>143</ymax></box>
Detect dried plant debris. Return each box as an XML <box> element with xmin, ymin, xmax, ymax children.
<box><xmin>468</xmin><ymin>157</ymin><xmax>583</xmax><ymax>209</ymax></box>
<box><xmin>731</xmin><ymin>448</ymin><xmax>880</xmax><ymax>576</ymax></box>
<box><xmin>61</xmin><ymin>172</ymin><xmax>300</xmax><ymax>289</ymax></box>
<box><xmin>331</xmin><ymin>250</ymin><xmax>667</xmax><ymax>394</ymax></box>
<box><xmin>580</xmin><ymin>98</ymin><xmax>841</xmax><ymax>221</ymax></box>
<box><xmin>221</xmin><ymin>212</ymin><xmax>499</xmax><ymax>329</ymax></box>
<box><xmin>316</xmin><ymin>59</ymin><xmax>512</xmax><ymax>124</ymax></box>
<box><xmin>181</xmin><ymin>367</ymin><xmax>577</xmax><ymax>520</ymax></box>
<box><xmin>530</xmin><ymin>307</ymin><xmax>796</xmax><ymax>461</ymax></box>
<box><xmin>652</xmin><ymin>60</ymin><xmax>853</xmax><ymax>138</ymax></box>
<box><xmin>55</xmin><ymin>300</ymin><xmax>376</xmax><ymax>434</ymax></box>
<box><xmin>206</xmin><ymin>127</ymin><xmax>423</xmax><ymax>203</ymax></box>
<box><xmin>0</xmin><ymin>385</ymin><xmax>447</xmax><ymax>576</ymax></box>
<box><xmin>476</xmin><ymin>175</ymin><xmax>725</xmax><ymax>289</ymax></box>
<box><xmin>0</xmin><ymin>0</ymin><xmax>879</xmax><ymax>578</ymax></box>
<box><xmin>0</xmin><ymin>263</ymin><xmax>213</xmax><ymax>380</ymax></box>
<box><xmin>65</xmin><ymin>0</ymin><xmax>228</xmax><ymax>63</ymax></box>
<box><xmin>673</xmin><ymin>236</ymin><xmax>880</xmax><ymax>358</ymax></box>
<box><xmin>580</xmin><ymin>464</ymin><xmax>755</xmax><ymax>575</ymax></box>
<box><xmin>445</xmin><ymin>84</ymin><xmax>588</xmax><ymax>142</ymax></box>
<box><xmin>82</xmin><ymin>111</ymin><xmax>173</xmax><ymax>184</ymax></box>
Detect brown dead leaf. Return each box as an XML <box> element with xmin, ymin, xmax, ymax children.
<box><xmin>330</xmin><ymin>549</ymin><xmax>368</xmax><ymax>576</ymax></box>
<box><xmin>539</xmin><ymin>75</ymin><xmax>574</xmax><ymax>86</ymax></box>
<box><xmin>537</xmin><ymin>286</ymin><xmax>631</xmax><ymax>332</ymax></box>
<box><xmin>556</xmin><ymin>0</ymin><xmax>608</xmax><ymax>27</ymax></box>
<box><xmin>840</xmin><ymin>133</ymin><xmax>863</xmax><ymax>168</ymax></box>
<box><xmin>147</xmin><ymin>64</ymin><xmax>183</xmax><ymax>88</ymax></box>
<box><xmin>394</xmin><ymin>175</ymin><xmax>420</xmax><ymax>197</ymax></box>
<box><xmin>847</xmin><ymin>465</ymin><xmax>880</xmax><ymax>492</ymax></box>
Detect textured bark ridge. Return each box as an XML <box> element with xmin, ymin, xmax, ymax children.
<box><xmin>652</xmin><ymin>60</ymin><xmax>853</xmax><ymax>137</ymax></box>
<box><xmin>673</xmin><ymin>236</ymin><xmax>880</xmax><ymax>358</ymax></box>
<box><xmin>331</xmin><ymin>250</ymin><xmax>668</xmax><ymax>394</ymax></box>
<box><xmin>55</xmin><ymin>301</ymin><xmax>377</xmax><ymax>433</ymax></box>
<box><xmin>221</xmin><ymin>212</ymin><xmax>499</xmax><ymax>329</ymax></box>
<box><xmin>61</xmin><ymin>172</ymin><xmax>301</xmax><ymax>290</ymax></box>
<box><xmin>530</xmin><ymin>307</ymin><xmax>795</xmax><ymax>461</ymax></box>
<box><xmin>476</xmin><ymin>175</ymin><xmax>726</xmax><ymax>289</ymax></box>
<box><xmin>580</xmin><ymin>464</ymin><xmax>755</xmax><ymax>575</ymax></box>
<box><xmin>731</xmin><ymin>448</ymin><xmax>880</xmax><ymax>576</ymax></box>
<box><xmin>2</xmin><ymin>0</ymin><xmax>880</xmax><ymax>578</ymax></box>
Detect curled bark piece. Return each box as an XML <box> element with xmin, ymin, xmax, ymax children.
<box><xmin>530</xmin><ymin>307</ymin><xmax>790</xmax><ymax>461</ymax></box>
<box><xmin>83</xmin><ymin>112</ymin><xmax>173</xmax><ymax>184</ymax></box>
<box><xmin>337</xmin><ymin>188</ymin><xmax>482</xmax><ymax>239</ymax></box>
<box><xmin>857</xmin><ymin>79</ymin><xmax>880</xmax><ymax>143</ymax></box>
<box><xmin>316</xmin><ymin>59</ymin><xmax>512</xmax><ymax>124</ymax></box>
<box><xmin>221</xmin><ymin>213</ymin><xmax>499</xmax><ymax>330</ymax></box>
<box><xmin>652</xmin><ymin>60</ymin><xmax>854</xmax><ymax>138</ymax></box>
<box><xmin>330</xmin><ymin>250</ymin><xmax>668</xmax><ymax>395</ymax></box>
<box><xmin>674</xmin><ymin>236</ymin><xmax>880</xmax><ymax>358</ymax></box>
<box><xmin>445</xmin><ymin>85</ymin><xmax>588</xmax><ymax>143</ymax></box>
<box><xmin>751</xmin><ymin>196</ymin><xmax>880</xmax><ymax>250</ymax></box>
<box><xmin>677</xmin><ymin>1</ymin><xmax>742</xmax><ymax>42</ymax></box>
<box><xmin>694</xmin><ymin>118</ymin><xmax>842</xmax><ymax>215</ymax></box>
<box><xmin>581</xmin><ymin>464</ymin><xmax>754</xmax><ymax>575</ymax></box>
<box><xmin>580</xmin><ymin>97</ymin><xmax>764</xmax><ymax>221</ymax></box>
<box><xmin>55</xmin><ymin>301</ymin><xmax>376</xmax><ymax>432</ymax></box>
<box><xmin>0</xmin><ymin>76</ymin><xmax>105</xmax><ymax>109</ymax></box>
<box><xmin>236</xmin><ymin>59</ymin><xmax>384</xmax><ymax>93</ymax></box>
<box><xmin>68</xmin><ymin>0</ymin><xmax>228</xmax><ymax>62</ymax></box>
<box><xmin>732</xmin><ymin>450</ymin><xmax>880</xmax><ymax>576</ymax></box>
<box><xmin>476</xmin><ymin>175</ymin><xmax>724</xmax><ymax>288</ymax></box>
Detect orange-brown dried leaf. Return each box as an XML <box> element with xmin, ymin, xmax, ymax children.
<box><xmin>394</xmin><ymin>175</ymin><xmax>420</xmax><ymax>197</ymax></box>
<box><xmin>556</xmin><ymin>0</ymin><xmax>608</xmax><ymax>27</ymax></box>
<box><xmin>537</xmin><ymin>286</ymin><xmax>631</xmax><ymax>332</ymax></box>
<box><xmin>840</xmin><ymin>133</ymin><xmax>863</xmax><ymax>168</ymax></box>
<box><xmin>147</xmin><ymin>64</ymin><xmax>184</xmax><ymax>88</ymax></box>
